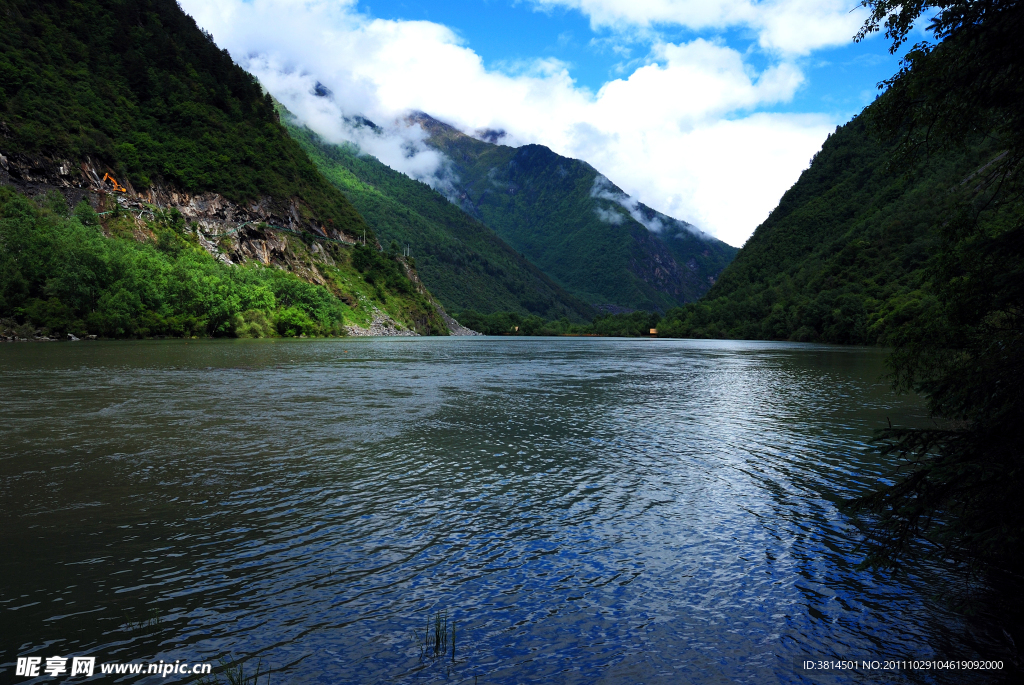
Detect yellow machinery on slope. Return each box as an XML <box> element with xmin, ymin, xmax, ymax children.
<box><xmin>102</xmin><ymin>172</ymin><xmax>127</xmax><ymax>193</ymax></box>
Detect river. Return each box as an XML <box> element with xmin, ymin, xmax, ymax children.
<box><xmin>0</xmin><ymin>338</ymin><xmax>1012</xmax><ymax>683</ymax></box>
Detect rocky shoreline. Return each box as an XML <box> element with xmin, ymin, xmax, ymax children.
<box><xmin>436</xmin><ymin>307</ymin><xmax>482</xmax><ymax>336</ymax></box>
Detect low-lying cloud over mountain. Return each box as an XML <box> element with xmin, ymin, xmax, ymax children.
<box><xmin>180</xmin><ymin>0</ymin><xmax>865</xmax><ymax>246</ymax></box>
<box><xmin>256</xmin><ymin>61</ymin><xmax>460</xmax><ymax>197</ymax></box>
<box><xmin>590</xmin><ymin>175</ymin><xmax>706</xmax><ymax>238</ymax></box>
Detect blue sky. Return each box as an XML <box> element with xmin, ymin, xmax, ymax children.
<box><xmin>184</xmin><ymin>0</ymin><xmax>907</xmax><ymax>246</ymax></box>
<box><xmin>358</xmin><ymin>0</ymin><xmax>900</xmax><ymax>116</ymax></box>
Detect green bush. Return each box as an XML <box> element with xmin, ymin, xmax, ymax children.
<box><xmin>275</xmin><ymin>307</ymin><xmax>315</xmax><ymax>337</ymax></box>
<box><xmin>0</xmin><ymin>186</ymin><xmax>354</xmax><ymax>339</ymax></box>
<box><xmin>235</xmin><ymin>309</ymin><xmax>274</xmax><ymax>338</ymax></box>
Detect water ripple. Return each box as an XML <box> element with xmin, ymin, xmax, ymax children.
<box><xmin>0</xmin><ymin>338</ymin><xmax>1011</xmax><ymax>683</ymax></box>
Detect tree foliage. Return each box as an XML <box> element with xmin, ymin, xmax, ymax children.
<box><xmin>860</xmin><ymin>0</ymin><xmax>1024</xmax><ymax>178</ymax></box>
<box><xmin>0</xmin><ymin>0</ymin><xmax>368</xmax><ymax>235</ymax></box>
<box><xmin>844</xmin><ymin>0</ymin><xmax>1024</xmax><ymax>576</ymax></box>
<box><xmin>456</xmin><ymin>309</ymin><xmax>660</xmax><ymax>337</ymax></box>
<box><xmin>0</xmin><ymin>188</ymin><xmax>440</xmax><ymax>338</ymax></box>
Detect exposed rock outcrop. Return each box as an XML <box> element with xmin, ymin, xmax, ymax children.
<box><xmin>436</xmin><ymin>306</ymin><xmax>482</xmax><ymax>336</ymax></box>
<box><xmin>0</xmin><ymin>318</ymin><xmax>95</xmax><ymax>342</ymax></box>
<box><xmin>345</xmin><ymin>310</ymin><xmax>420</xmax><ymax>337</ymax></box>
<box><xmin>0</xmin><ymin>151</ymin><xmax>358</xmax><ymax>242</ymax></box>
<box><xmin>0</xmin><ymin>150</ymin><xmax>463</xmax><ymax>337</ymax></box>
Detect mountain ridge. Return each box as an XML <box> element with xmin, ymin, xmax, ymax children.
<box><xmin>405</xmin><ymin>112</ymin><xmax>738</xmax><ymax>312</ymax></box>
<box><xmin>0</xmin><ymin>0</ymin><xmax>455</xmax><ymax>339</ymax></box>
<box><xmin>656</xmin><ymin>112</ymin><xmax>1000</xmax><ymax>344</ymax></box>
<box><xmin>280</xmin><ymin>108</ymin><xmax>595</xmax><ymax>321</ymax></box>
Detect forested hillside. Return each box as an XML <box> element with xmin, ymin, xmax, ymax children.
<box><xmin>832</xmin><ymin>0</ymin><xmax>1024</xmax><ymax>587</ymax></box>
<box><xmin>658</xmin><ymin>115</ymin><xmax>997</xmax><ymax>344</ymax></box>
<box><xmin>0</xmin><ymin>0</ymin><xmax>366</xmax><ymax>234</ymax></box>
<box><xmin>0</xmin><ymin>189</ymin><xmax>447</xmax><ymax>339</ymax></box>
<box><xmin>283</xmin><ymin>113</ymin><xmax>593</xmax><ymax>321</ymax></box>
<box><xmin>664</xmin><ymin>0</ymin><xmax>1024</xmax><ymax>587</ymax></box>
<box><xmin>410</xmin><ymin>114</ymin><xmax>737</xmax><ymax>312</ymax></box>
<box><xmin>0</xmin><ymin>0</ymin><xmax>451</xmax><ymax>338</ymax></box>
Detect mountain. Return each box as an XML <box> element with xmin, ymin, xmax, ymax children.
<box><xmin>281</xmin><ymin>111</ymin><xmax>594</xmax><ymax>322</ymax></box>
<box><xmin>0</xmin><ymin>0</ymin><xmax>450</xmax><ymax>338</ymax></box>
<box><xmin>0</xmin><ymin>0</ymin><xmax>366</xmax><ymax>236</ymax></box>
<box><xmin>656</xmin><ymin>113</ymin><xmax>999</xmax><ymax>344</ymax></box>
<box><xmin>409</xmin><ymin>113</ymin><xmax>738</xmax><ymax>312</ymax></box>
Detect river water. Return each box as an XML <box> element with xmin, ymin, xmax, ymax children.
<box><xmin>0</xmin><ymin>338</ymin><xmax>1013</xmax><ymax>684</ymax></box>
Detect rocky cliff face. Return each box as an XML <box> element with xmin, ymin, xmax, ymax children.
<box><xmin>0</xmin><ymin>149</ymin><xmax>465</xmax><ymax>337</ymax></box>
<box><xmin>626</xmin><ymin>224</ymin><xmax>710</xmax><ymax>297</ymax></box>
<box><xmin>0</xmin><ymin>150</ymin><xmax>359</xmax><ymax>241</ymax></box>
<box><xmin>0</xmin><ymin>149</ymin><xmax>346</xmax><ymax>279</ymax></box>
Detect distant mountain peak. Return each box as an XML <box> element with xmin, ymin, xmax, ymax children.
<box><xmin>406</xmin><ymin>111</ymin><xmax>469</xmax><ymax>146</ymax></box>
<box><xmin>399</xmin><ymin>111</ymin><xmax>737</xmax><ymax>310</ymax></box>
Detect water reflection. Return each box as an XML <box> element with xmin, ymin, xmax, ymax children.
<box><xmin>0</xmin><ymin>338</ymin><xmax>1009</xmax><ymax>683</ymax></box>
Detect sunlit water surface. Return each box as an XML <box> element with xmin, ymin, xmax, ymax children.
<box><xmin>0</xmin><ymin>338</ymin><xmax>1013</xmax><ymax>683</ymax></box>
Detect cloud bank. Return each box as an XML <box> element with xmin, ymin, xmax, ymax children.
<box><xmin>590</xmin><ymin>175</ymin><xmax>707</xmax><ymax>238</ymax></box>
<box><xmin>257</xmin><ymin>63</ymin><xmax>461</xmax><ymax>197</ymax></box>
<box><xmin>180</xmin><ymin>0</ymin><xmax>854</xmax><ymax>246</ymax></box>
<box><xmin>528</xmin><ymin>0</ymin><xmax>866</xmax><ymax>56</ymax></box>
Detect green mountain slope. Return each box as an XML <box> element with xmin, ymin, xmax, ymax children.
<box><xmin>410</xmin><ymin>113</ymin><xmax>738</xmax><ymax>312</ymax></box>
<box><xmin>282</xmin><ymin>113</ymin><xmax>594</xmax><ymax>321</ymax></box>
<box><xmin>0</xmin><ymin>0</ymin><xmax>450</xmax><ymax>338</ymax></box>
<box><xmin>0</xmin><ymin>0</ymin><xmax>366</xmax><ymax>235</ymax></box>
<box><xmin>657</xmin><ymin>114</ymin><xmax>997</xmax><ymax>344</ymax></box>
<box><xmin>0</xmin><ymin>189</ymin><xmax>448</xmax><ymax>339</ymax></box>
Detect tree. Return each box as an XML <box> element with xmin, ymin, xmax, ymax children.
<box><xmin>858</xmin><ymin>1</ymin><xmax>1024</xmax><ymax>176</ymax></box>
<box><xmin>847</xmin><ymin>1</ymin><xmax>1024</xmax><ymax>575</ymax></box>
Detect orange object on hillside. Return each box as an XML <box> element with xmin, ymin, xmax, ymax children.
<box><xmin>102</xmin><ymin>173</ymin><xmax>127</xmax><ymax>193</ymax></box>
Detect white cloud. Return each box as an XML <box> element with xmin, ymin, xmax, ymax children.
<box><xmin>591</xmin><ymin>175</ymin><xmax>707</xmax><ymax>238</ymax></box>
<box><xmin>648</xmin><ymin>113</ymin><xmax>835</xmax><ymax>244</ymax></box>
<box><xmin>255</xmin><ymin>59</ymin><xmax>460</xmax><ymax>196</ymax></box>
<box><xmin>527</xmin><ymin>0</ymin><xmax>867</xmax><ymax>56</ymax></box>
<box><xmin>594</xmin><ymin>204</ymin><xmax>627</xmax><ymax>224</ymax></box>
<box><xmin>180</xmin><ymin>0</ymin><xmax>844</xmax><ymax>246</ymax></box>
<box><xmin>591</xmin><ymin>175</ymin><xmax>652</xmax><ymax>229</ymax></box>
